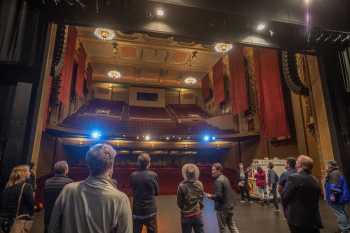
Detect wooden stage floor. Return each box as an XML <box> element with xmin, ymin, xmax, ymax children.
<box><xmin>32</xmin><ymin>195</ymin><xmax>339</xmax><ymax>233</ymax></box>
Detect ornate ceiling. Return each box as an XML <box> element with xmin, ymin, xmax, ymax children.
<box><xmin>77</xmin><ymin>26</ymin><xmax>222</xmax><ymax>88</ymax></box>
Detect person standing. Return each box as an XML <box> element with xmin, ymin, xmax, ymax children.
<box><xmin>325</xmin><ymin>160</ymin><xmax>350</xmax><ymax>233</ymax></box>
<box><xmin>267</xmin><ymin>162</ymin><xmax>279</xmax><ymax>212</ymax></box>
<box><xmin>0</xmin><ymin>165</ymin><xmax>34</xmax><ymax>233</ymax></box>
<box><xmin>27</xmin><ymin>162</ymin><xmax>37</xmax><ymax>192</ymax></box>
<box><xmin>49</xmin><ymin>144</ymin><xmax>132</xmax><ymax>233</ymax></box>
<box><xmin>254</xmin><ymin>166</ymin><xmax>267</xmax><ymax>204</ymax></box>
<box><xmin>238</xmin><ymin>163</ymin><xmax>251</xmax><ymax>203</ymax></box>
<box><xmin>282</xmin><ymin>155</ymin><xmax>322</xmax><ymax>233</ymax></box>
<box><xmin>130</xmin><ymin>153</ymin><xmax>159</xmax><ymax>233</ymax></box>
<box><xmin>207</xmin><ymin>163</ymin><xmax>238</xmax><ymax>233</ymax></box>
<box><xmin>278</xmin><ymin>158</ymin><xmax>297</xmax><ymax>194</ymax></box>
<box><xmin>43</xmin><ymin>161</ymin><xmax>73</xmax><ymax>233</ymax></box>
<box><xmin>177</xmin><ymin>163</ymin><xmax>204</xmax><ymax>233</ymax></box>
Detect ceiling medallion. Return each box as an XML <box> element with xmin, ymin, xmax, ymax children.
<box><xmin>107</xmin><ymin>70</ymin><xmax>122</xmax><ymax>79</ymax></box>
<box><xmin>184</xmin><ymin>77</ymin><xmax>197</xmax><ymax>85</ymax></box>
<box><xmin>94</xmin><ymin>28</ymin><xmax>116</xmax><ymax>40</ymax></box>
<box><xmin>214</xmin><ymin>42</ymin><xmax>233</xmax><ymax>53</ymax></box>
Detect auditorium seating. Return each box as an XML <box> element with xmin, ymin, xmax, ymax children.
<box><xmin>35</xmin><ymin>165</ymin><xmax>238</xmax><ymax>204</ymax></box>
<box><xmin>169</xmin><ymin>104</ymin><xmax>208</xmax><ymax>119</ymax></box>
<box><xmin>78</xmin><ymin>99</ymin><xmax>124</xmax><ymax>116</ymax></box>
<box><xmin>129</xmin><ymin>106</ymin><xmax>171</xmax><ymax>120</ymax></box>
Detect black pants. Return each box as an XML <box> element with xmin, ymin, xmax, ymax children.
<box><xmin>240</xmin><ymin>184</ymin><xmax>250</xmax><ymax>201</ymax></box>
<box><xmin>288</xmin><ymin>224</ymin><xmax>320</xmax><ymax>233</ymax></box>
<box><xmin>270</xmin><ymin>185</ymin><xmax>279</xmax><ymax>210</ymax></box>
<box><xmin>216</xmin><ymin>210</ymin><xmax>239</xmax><ymax>233</ymax></box>
<box><xmin>133</xmin><ymin>216</ymin><xmax>157</xmax><ymax>233</ymax></box>
<box><xmin>181</xmin><ymin>215</ymin><xmax>204</xmax><ymax>233</ymax></box>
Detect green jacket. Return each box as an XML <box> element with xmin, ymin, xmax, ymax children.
<box><xmin>177</xmin><ymin>180</ymin><xmax>204</xmax><ymax>217</ymax></box>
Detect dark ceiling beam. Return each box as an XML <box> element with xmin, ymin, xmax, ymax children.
<box><xmin>148</xmin><ymin>0</ymin><xmax>350</xmax><ymax>32</ymax></box>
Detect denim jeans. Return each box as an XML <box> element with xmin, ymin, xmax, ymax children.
<box><xmin>330</xmin><ymin>203</ymin><xmax>350</xmax><ymax>233</ymax></box>
<box><xmin>181</xmin><ymin>215</ymin><xmax>204</xmax><ymax>233</ymax></box>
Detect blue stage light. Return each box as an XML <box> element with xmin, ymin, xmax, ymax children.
<box><xmin>91</xmin><ymin>130</ymin><xmax>102</xmax><ymax>139</ymax></box>
<box><xmin>212</xmin><ymin>136</ymin><xmax>216</xmax><ymax>141</ymax></box>
<box><xmin>203</xmin><ymin>135</ymin><xmax>210</xmax><ymax>142</ymax></box>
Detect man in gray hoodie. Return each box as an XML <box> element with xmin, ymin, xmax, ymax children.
<box><xmin>49</xmin><ymin>143</ymin><xmax>132</xmax><ymax>233</ymax></box>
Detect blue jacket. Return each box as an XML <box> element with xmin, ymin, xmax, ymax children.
<box><xmin>325</xmin><ymin>169</ymin><xmax>350</xmax><ymax>205</ymax></box>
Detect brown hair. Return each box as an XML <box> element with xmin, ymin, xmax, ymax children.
<box><xmin>212</xmin><ymin>163</ymin><xmax>223</xmax><ymax>173</ymax></box>
<box><xmin>6</xmin><ymin>165</ymin><xmax>30</xmax><ymax>188</ymax></box>
<box><xmin>137</xmin><ymin>153</ymin><xmax>151</xmax><ymax>170</ymax></box>
<box><xmin>86</xmin><ymin>144</ymin><xmax>116</xmax><ymax>176</ymax></box>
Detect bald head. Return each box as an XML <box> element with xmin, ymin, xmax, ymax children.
<box><xmin>296</xmin><ymin>155</ymin><xmax>314</xmax><ymax>173</ymax></box>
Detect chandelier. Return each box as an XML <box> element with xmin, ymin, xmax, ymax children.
<box><xmin>107</xmin><ymin>70</ymin><xmax>122</xmax><ymax>79</ymax></box>
<box><xmin>94</xmin><ymin>28</ymin><xmax>116</xmax><ymax>40</ymax></box>
<box><xmin>214</xmin><ymin>42</ymin><xmax>233</xmax><ymax>53</ymax></box>
<box><xmin>184</xmin><ymin>77</ymin><xmax>197</xmax><ymax>85</ymax></box>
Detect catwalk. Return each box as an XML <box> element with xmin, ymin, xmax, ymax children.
<box><xmin>32</xmin><ymin>196</ymin><xmax>338</xmax><ymax>233</ymax></box>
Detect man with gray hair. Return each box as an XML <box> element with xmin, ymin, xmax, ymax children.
<box><xmin>44</xmin><ymin>161</ymin><xmax>73</xmax><ymax>233</ymax></box>
<box><xmin>49</xmin><ymin>144</ymin><xmax>132</xmax><ymax>233</ymax></box>
<box><xmin>177</xmin><ymin>163</ymin><xmax>204</xmax><ymax>233</ymax></box>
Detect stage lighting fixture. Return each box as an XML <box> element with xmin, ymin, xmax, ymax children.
<box><xmin>94</xmin><ymin>28</ymin><xmax>115</xmax><ymax>40</ymax></box>
<box><xmin>256</xmin><ymin>23</ymin><xmax>266</xmax><ymax>32</ymax></box>
<box><xmin>91</xmin><ymin>130</ymin><xmax>102</xmax><ymax>139</ymax></box>
<box><xmin>212</xmin><ymin>136</ymin><xmax>216</xmax><ymax>141</ymax></box>
<box><xmin>144</xmin><ymin>135</ymin><xmax>151</xmax><ymax>141</ymax></box>
<box><xmin>166</xmin><ymin>136</ymin><xmax>170</xmax><ymax>140</ymax></box>
<box><xmin>156</xmin><ymin>8</ymin><xmax>165</xmax><ymax>17</ymax></box>
<box><xmin>203</xmin><ymin>135</ymin><xmax>210</xmax><ymax>142</ymax></box>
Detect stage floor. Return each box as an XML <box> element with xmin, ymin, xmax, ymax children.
<box><xmin>32</xmin><ymin>196</ymin><xmax>338</xmax><ymax>233</ymax></box>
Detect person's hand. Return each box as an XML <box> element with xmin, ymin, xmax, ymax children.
<box><xmin>205</xmin><ymin>193</ymin><xmax>213</xmax><ymax>199</ymax></box>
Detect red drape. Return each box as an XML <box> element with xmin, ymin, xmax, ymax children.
<box><xmin>42</xmin><ymin>75</ymin><xmax>52</xmax><ymax>130</ymax></box>
<box><xmin>212</xmin><ymin>58</ymin><xmax>225</xmax><ymax>104</ymax></box>
<box><xmin>86</xmin><ymin>63</ymin><xmax>93</xmax><ymax>92</ymax></box>
<box><xmin>229</xmin><ymin>46</ymin><xmax>248</xmax><ymax>115</ymax></box>
<box><xmin>75</xmin><ymin>45</ymin><xmax>87</xmax><ymax>97</ymax></box>
<box><xmin>59</xmin><ymin>26</ymin><xmax>77</xmax><ymax>106</ymax></box>
<box><xmin>201</xmin><ymin>74</ymin><xmax>210</xmax><ymax>101</ymax></box>
<box><xmin>254</xmin><ymin>48</ymin><xmax>290</xmax><ymax>139</ymax></box>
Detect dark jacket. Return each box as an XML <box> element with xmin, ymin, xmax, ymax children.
<box><xmin>278</xmin><ymin>168</ymin><xmax>297</xmax><ymax>191</ymax></box>
<box><xmin>130</xmin><ymin>170</ymin><xmax>159</xmax><ymax>217</ymax></box>
<box><xmin>0</xmin><ymin>182</ymin><xmax>34</xmax><ymax>219</ymax></box>
<box><xmin>325</xmin><ymin>168</ymin><xmax>350</xmax><ymax>204</ymax></box>
<box><xmin>282</xmin><ymin>170</ymin><xmax>322</xmax><ymax>229</ymax></box>
<box><xmin>177</xmin><ymin>180</ymin><xmax>204</xmax><ymax>217</ymax></box>
<box><xmin>212</xmin><ymin>174</ymin><xmax>235</xmax><ymax>211</ymax></box>
<box><xmin>268</xmin><ymin>169</ymin><xmax>279</xmax><ymax>187</ymax></box>
<box><xmin>44</xmin><ymin>174</ymin><xmax>73</xmax><ymax>226</ymax></box>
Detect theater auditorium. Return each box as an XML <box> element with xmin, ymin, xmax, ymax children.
<box><xmin>1</xmin><ymin>1</ymin><xmax>350</xmax><ymax>233</ymax></box>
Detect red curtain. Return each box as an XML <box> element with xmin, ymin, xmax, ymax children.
<box><xmin>229</xmin><ymin>46</ymin><xmax>248</xmax><ymax>115</ymax></box>
<box><xmin>75</xmin><ymin>45</ymin><xmax>87</xmax><ymax>97</ymax></box>
<box><xmin>42</xmin><ymin>75</ymin><xmax>52</xmax><ymax>130</ymax></box>
<box><xmin>201</xmin><ymin>74</ymin><xmax>210</xmax><ymax>101</ymax></box>
<box><xmin>254</xmin><ymin>48</ymin><xmax>290</xmax><ymax>139</ymax></box>
<box><xmin>212</xmin><ymin>58</ymin><xmax>225</xmax><ymax>104</ymax></box>
<box><xmin>59</xmin><ymin>26</ymin><xmax>77</xmax><ymax>106</ymax></box>
<box><xmin>86</xmin><ymin>63</ymin><xmax>93</xmax><ymax>92</ymax></box>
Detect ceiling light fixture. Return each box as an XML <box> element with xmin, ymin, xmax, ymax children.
<box><xmin>256</xmin><ymin>23</ymin><xmax>267</xmax><ymax>32</ymax></box>
<box><xmin>184</xmin><ymin>77</ymin><xmax>197</xmax><ymax>85</ymax></box>
<box><xmin>107</xmin><ymin>70</ymin><xmax>122</xmax><ymax>79</ymax></box>
<box><xmin>156</xmin><ymin>8</ymin><xmax>165</xmax><ymax>17</ymax></box>
<box><xmin>94</xmin><ymin>28</ymin><xmax>116</xmax><ymax>40</ymax></box>
<box><xmin>214</xmin><ymin>42</ymin><xmax>233</xmax><ymax>53</ymax></box>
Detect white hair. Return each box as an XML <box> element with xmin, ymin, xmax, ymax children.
<box><xmin>181</xmin><ymin>163</ymin><xmax>200</xmax><ymax>181</ymax></box>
